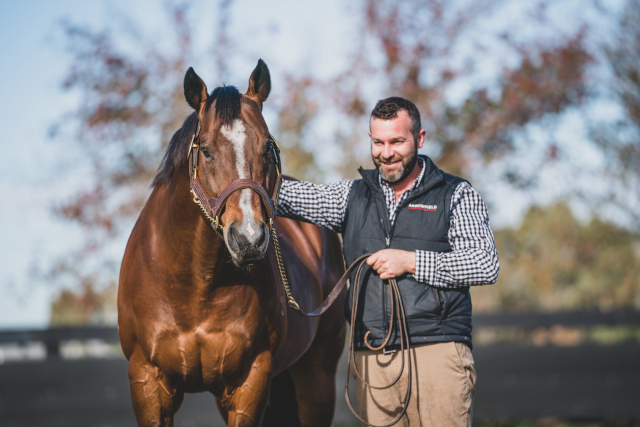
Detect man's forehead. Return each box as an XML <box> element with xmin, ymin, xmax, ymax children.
<box><xmin>370</xmin><ymin>111</ymin><xmax>413</xmax><ymax>135</ymax></box>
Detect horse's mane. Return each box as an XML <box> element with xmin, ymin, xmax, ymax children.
<box><xmin>152</xmin><ymin>85</ymin><xmax>242</xmax><ymax>187</ymax></box>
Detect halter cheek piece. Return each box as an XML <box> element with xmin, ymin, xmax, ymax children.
<box><xmin>186</xmin><ymin>121</ymin><xmax>282</xmax><ymax>235</ymax></box>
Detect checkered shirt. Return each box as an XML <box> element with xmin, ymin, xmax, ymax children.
<box><xmin>277</xmin><ymin>159</ymin><xmax>499</xmax><ymax>288</ymax></box>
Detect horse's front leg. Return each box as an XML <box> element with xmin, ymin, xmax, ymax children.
<box><xmin>128</xmin><ymin>346</ymin><xmax>184</xmax><ymax>427</ymax></box>
<box><xmin>225</xmin><ymin>350</ymin><xmax>272</xmax><ymax>427</ymax></box>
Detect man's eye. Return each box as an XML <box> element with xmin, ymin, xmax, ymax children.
<box><xmin>201</xmin><ymin>147</ymin><xmax>212</xmax><ymax>159</ymax></box>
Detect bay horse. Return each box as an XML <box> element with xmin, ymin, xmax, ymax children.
<box><xmin>118</xmin><ymin>60</ymin><xmax>347</xmax><ymax>427</ymax></box>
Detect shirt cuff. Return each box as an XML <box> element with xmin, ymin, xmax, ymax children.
<box><xmin>414</xmin><ymin>250</ymin><xmax>442</xmax><ymax>286</ymax></box>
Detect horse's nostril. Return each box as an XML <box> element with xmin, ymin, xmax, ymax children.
<box><xmin>228</xmin><ymin>224</ymin><xmax>241</xmax><ymax>250</ymax></box>
<box><xmin>256</xmin><ymin>224</ymin><xmax>267</xmax><ymax>247</ymax></box>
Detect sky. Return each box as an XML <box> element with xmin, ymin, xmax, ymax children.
<box><xmin>0</xmin><ymin>0</ymin><xmax>628</xmax><ymax>329</ymax></box>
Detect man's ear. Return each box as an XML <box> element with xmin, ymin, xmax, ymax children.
<box><xmin>417</xmin><ymin>129</ymin><xmax>426</xmax><ymax>149</ymax></box>
<box><xmin>184</xmin><ymin>67</ymin><xmax>208</xmax><ymax>111</ymax></box>
<box><xmin>246</xmin><ymin>59</ymin><xmax>271</xmax><ymax>109</ymax></box>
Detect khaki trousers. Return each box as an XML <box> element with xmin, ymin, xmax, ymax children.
<box><xmin>351</xmin><ymin>342</ymin><xmax>476</xmax><ymax>427</ymax></box>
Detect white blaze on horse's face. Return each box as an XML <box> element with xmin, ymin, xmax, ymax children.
<box><xmin>221</xmin><ymin>119</ymin><xmax>258</xmax><ymax>237</ymax></box>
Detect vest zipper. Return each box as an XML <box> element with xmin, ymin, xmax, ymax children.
<box><xmin>373</xmin><ymin>192</ymin><xmax>394</xmax><ymax>344</ymax></box>
<box><xmin>386</xmin><ymin>224</ymin><xmax>398</xmax><ymax>248</ymax></box>
<box><xmin>433</xmin><ymin>288</ymin><xmax>443</xmax><ymax>315</ymax></box>
<box><xmin>373</xmin><ymin>191</ymin><xmax>394</xmax><ymax>248</ymax></box>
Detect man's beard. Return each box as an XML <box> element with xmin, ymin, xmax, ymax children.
<box><xmin>373</xmin><ymin>148</ymin><xmax>418</xmax><ymax>184</ymax></box>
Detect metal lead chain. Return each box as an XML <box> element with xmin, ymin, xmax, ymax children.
<box><xmin>190</xmin><ymin>189</ymin><xmax>218</xmax><ymax>226</ymax></box>
<box><xmin>269</xmin><ymin>219</ymin><xmax>300</xmax><ymax>311</ymax></box>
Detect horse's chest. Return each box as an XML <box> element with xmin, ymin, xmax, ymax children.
<box><xmin>149</xmin><ymin>318</ymin><xmax>277</xmax><ymax>392</ymax></box>
<box><xmin>135</xmin><ymin>280</ymin><xmax>285</xmax><ymax>391</ymax></box>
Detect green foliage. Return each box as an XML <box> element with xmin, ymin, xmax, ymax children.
<box><xmin>472</xmin><ymin>203</ymin><xmax>640</xmax><ymax>312</ymax></box>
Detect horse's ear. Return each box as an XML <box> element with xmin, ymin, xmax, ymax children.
<box><xmin>184</xmin><ymin>67</ymin><xmax>208</xmax><ymax>111</ymax></box>
<box><xmin>246</xmin><ymin>59</ymin><xmax>271</xmax><ymax>109</ymax></box>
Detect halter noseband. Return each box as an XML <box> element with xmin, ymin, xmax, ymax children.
<box><xmin>186</xmin><ymin>121</ymin><xmax>283</xmax><ymax>235</ymax></box>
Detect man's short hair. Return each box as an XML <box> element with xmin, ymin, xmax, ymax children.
<box><xmin>370</xmin><ymin>97</ymin><xmax>422</xmax><ymax>143</ymax></box>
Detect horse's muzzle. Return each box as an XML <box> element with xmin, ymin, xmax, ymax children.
<box><xmin>226</xmin><ymin>221</ymin><xmax>270</xmax><ymax>267</ymax></box>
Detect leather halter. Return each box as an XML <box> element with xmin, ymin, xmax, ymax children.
<box><xmin>186</xmin><ymin>121</ymin><xmax>283</xmax><ymax>234</ymax></box>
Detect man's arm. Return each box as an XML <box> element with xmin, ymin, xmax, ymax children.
<box><xmin>276</xmin><ymin>179</ymin><xmax>353</xmax><ymax>233</ymax></box>
<box><xmin>414</xmin><ymin>182</ymin><xmax>499</xmax><ymax>287</ymax></box>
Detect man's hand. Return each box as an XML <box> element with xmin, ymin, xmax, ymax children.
<box><xmin>366</xmin><ymin>249</ymin><xmax>416</xmax><ymax>280</ymax></box>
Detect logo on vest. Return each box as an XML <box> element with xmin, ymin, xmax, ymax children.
<box><xmin>408</xmin><ymin>204</ymin><xmax>437</xmax><ymax>212</ymax></box>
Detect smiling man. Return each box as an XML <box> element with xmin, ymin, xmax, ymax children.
<box><xmin>277</xmin><ymin>97</ymin><xmax>499</xmax><ymax>426</ymax></box>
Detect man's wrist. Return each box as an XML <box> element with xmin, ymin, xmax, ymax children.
<box><xmin>406</xmin><ymin>250</ymin><xmax>416</xmax><ymax>274</ymax></box>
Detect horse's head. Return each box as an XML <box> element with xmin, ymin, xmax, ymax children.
<box><xmin>183</xmin><ymin>60</ymin><xmax>278</xmax><ymax>268</ymax></box>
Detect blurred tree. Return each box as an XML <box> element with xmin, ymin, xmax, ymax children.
<box><xmin>50</xmin><ymin>281</ymin><xmax>117</xmax><ymax>327</ymax></box>
<box><xmin>53</xmin><ymin>4</ymin><xmax>195</xmax><ymax>241</ymax></box>
<box><xmin>48</xmin><ymin>0</ymin><xmax>636</xmax><ymax>323</ymax></box>
<box><xmin>323</xmin><ymin>0</ymin><xmax>592</xmax><ymax>180</ymax></box>
<box><xmin>472</xmin><ymin>202</ymin><xmax>640</xmax><ymax>312</ymax></box>
<box><xmin>590</xmin><ymin>0</ymin><xmax>640</xmax><ymax>229</ymax></box>
<box><xmin>274</xmin><ymin>75</ymin><xmax>324</xmax><ymax>181</ymax></box>
<box><xmin>47</xmin><ymin>2</ymin><xmax>219</xmax><ymax>324</ymax></box>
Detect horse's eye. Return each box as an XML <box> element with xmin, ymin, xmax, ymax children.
<box><xmin>264</xmin><ymin>142</ymin><xmax>274</xmax><ymax>157</ymax></box>
<box><xmin>201</xmin><ymin>147</ymin><xmax>212</xmax><ymax>159</ymax></box>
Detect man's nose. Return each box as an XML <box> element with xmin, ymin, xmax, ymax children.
<box><xmin>382</xmin><ymin>143</ymin><xmax>395</xmax><ymax>159</ymax></box>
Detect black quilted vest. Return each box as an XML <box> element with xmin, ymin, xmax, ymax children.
<box><xmin>343</xmin><ymin>156</ymin><xmax>473</xmax><ymax>350</ymax></box>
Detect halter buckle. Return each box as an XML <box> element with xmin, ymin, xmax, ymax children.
<box><xmin>186</xmin><ymin>134</ymin><xmax>198</xmax><ymax>160</ymax></box>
